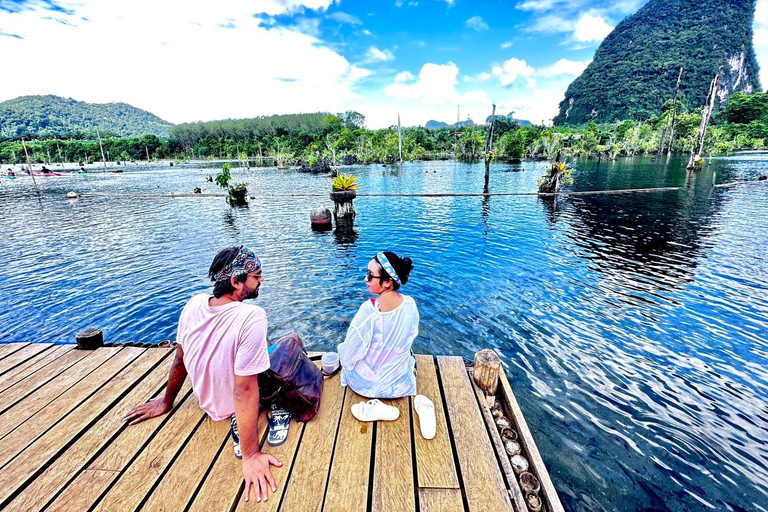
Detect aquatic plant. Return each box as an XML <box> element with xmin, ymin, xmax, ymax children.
<box><xmin>331</xmin><ymin>173</ymin><xmax>359</xmax><ymax>191</ymax></box>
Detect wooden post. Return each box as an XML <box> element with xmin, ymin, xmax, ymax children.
<box><xmin>474</xmin><ymin>349</ymin><xmax>501</xmax><ymax>400</ymax></box>
<box><xmin>76</xmin><ymin>328</ymin><xmax>104</xmax><ymax>350</ymax></box>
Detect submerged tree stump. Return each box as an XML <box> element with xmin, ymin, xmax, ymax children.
<box><xmin>330</xmin><ymin>191</ymin><xmax>356</xmax><ymax>232</ymax></box>
<box><xmin>474</xmin><ymin>349</ymin><xmax>502</xmax><ymax>397</ymax></box>
<box><xmin>76</xmin><ymin>328</ymin><xmax>104</xmax><ymax>350</ymax></box>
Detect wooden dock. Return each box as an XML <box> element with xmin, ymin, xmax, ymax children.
<box><xmin>0</xmin><ymin>342</ymin><xmax>563</xmax><ymax>511</ymax></box>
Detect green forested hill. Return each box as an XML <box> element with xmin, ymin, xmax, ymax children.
<box><xmin>0</xmin><ymin>95</ymin><xmax>173</xmax><ymax>139</ymax></box>
<box><xmin>554</xmin><ymin>0</ymin><xmax>761</xmax><ymax>125</ymax></box>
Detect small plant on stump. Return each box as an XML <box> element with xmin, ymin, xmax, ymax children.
<box><xmin>331</xmin><ymin>173</ymin><xmax>359</xmax><ymax>192</ymax></box>
<box><xmin>330</xmin><ymin>173</ymin><xmax>359</xmax><ymax>232</ymax></box>
<box><xmin>538</xmin><ymin>161</ymin><xmax>573</xmax><ymax>194</ymax></box>
<box><xmin>215</xmin><ymin>163</ymin><xmax>249</xmax><ymax>206</ymax></box>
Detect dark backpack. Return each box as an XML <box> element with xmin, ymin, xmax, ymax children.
<box><xmin>258</xmin><ymin>333</ymin><xmax>323</xmax><ymax>422</ymax></box>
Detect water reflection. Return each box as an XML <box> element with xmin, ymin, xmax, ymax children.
<box><xmin>1</xmin><ymin>156</ymin><xmax>767</xmax><ymax>512</ymax></box>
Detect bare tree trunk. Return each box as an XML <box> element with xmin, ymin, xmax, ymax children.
<box><xmin>484</xmin><ymin>104</ymin><xmax>496</xmax><ymax>191</ymax></box>
<box><xmin>687</xmin><ymin>74</ymin><xmax>718</xmax><ymax>170</ymax></box>
<box><xmin>667</xmin><ymin>67</ymin><xmax>683</xmax><ymax>157</ymax></box>
<box><xmin>21</xmin><ymin>139</ymin><xmax>40</xmax><ymax>194</ymax></box>
<box><xmin>397</xmin><ymin>114</ymin><xmax>403</xmax><ymax>164</ymax></box>
<box><xmin>657</xmin><ymin>126</ymin><xmax>667</xmax><ymax>159</ymax></box>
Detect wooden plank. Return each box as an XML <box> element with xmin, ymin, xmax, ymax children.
<box><xmin>0</xmin><ymin>347</ymin><xmax>159</xmax><ymax>507</ymax></box>
<box><xmin>498</xmin><ymin>371</ymin><xmax>564</xmax><ymax>512</ymax></box>
<box><xmin>280</xmin><ymin>372</ymin><xmax>346</xmax><ymax>512</ymax></box>
<box><xmin>0</xmin><ymin>347</ymin><xmax>133</xmax><ymax>467</ymax></box>
<box><xmin>45</xmin><ymin>381</ymin><xmax>196</xmax><ymax>512</ymax></box>
<box><xmin>418</xmin><ymin>488</ymin><xmax>465</xmax><ymax>512</ymax></box>
<box><xmin>0</xmin><ymin>343</ymin><xmax>52</xmax><ymax>375</ymax></box>
<box><xmin>3</xmin><ymin>349</ymin><xmax>175</xmax><ymax>512</ymax></box>
<box><xmin>437</xmin><ymin>357</ymin><xmax>512</xmax><ymax>512</ymax></box>
<box><xmin>234</xmin><ymin>415</ymin><xmax>307</xmax><ymax>510</ymax></box>
<box><xmin>142</xmin><ymin>416</ymin><xmax>232</xmax><ymax>511</ymax></box>
<box><xmin>0</xmin><ymin>348</ymin><xmax>111</xmax><ymax>416</ymax></box>
<box><xmin>0</xmin><ymin>343</ymin><xmax>30</xmax><ymax>360</ymax></box>
<box><xmin>188</xmin><ymin>409</ymin><xmax>269</xmax><ymax>512</ymax></box>
<box><xmin>468</xmin><ymin>369</ymin><xmax>526</xmax><ymax>512</ymax></box>
<box><xmin>372</xmin><ymin>396</ymin><xmax>415</xmax><ymax>512</ymax></box>
<box><xmin>323</xmin><ymin>388</ymin><xmax>373</xmax><ymax>512</ymax></box>
<box><xmin>88</xmin><ymin>390</ymin><xmax>208</xmax><ymax>511</ymax></box>
<box><xmin>414</xmin><ymin>355</ymin><xmax>459</xmax><ymax>489</ymax></box>
<box><xmin>0</xmin><ymin>345</ymin><xmax>74</xmax><ymax>394</ymax></box>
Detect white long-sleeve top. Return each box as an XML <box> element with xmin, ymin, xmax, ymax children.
<box><xmin>337</xmin><ymin>295</ymin><xmax>419</xmax><ymax>399</ymax></box>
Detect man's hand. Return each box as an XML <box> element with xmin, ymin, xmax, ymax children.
<box><xmin>124</xmin><ymin>397</ymin><xmax>171</xmax><ymax>425</ymax></box>
<box><xmin>242</xmin><ymin>452</ymin><xmax>282</xmax><ymax>503</ymax></box>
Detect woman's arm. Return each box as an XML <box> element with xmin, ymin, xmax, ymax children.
<box><xmin>338</xmin><ymin>303</ymin><xmax>376</xmax><ymax>369</ymax></box>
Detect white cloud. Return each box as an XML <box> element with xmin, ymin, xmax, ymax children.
<box><xmin>395</xmin><ymin>71</ymin><xmax>415</xmax><ymax>82</ymax></box>
<box><xmin>378</xmin><ymin>62</ymin><xmax>491</xmax><ymax>126</ymax></box>
<box><xmin>500</xmin><ymin>42</ymin><xmax>512</xmax><ymax>49</ymax></box>
<box><xmin>492</xmin><ymin>58</ymin><xmax>535</xmax><ymax>87</ymax></box>
<box><xmin>327</xmin><ymin>12</ymin><xmax>362</xmax><ymax>25</ymax></box>
<box><xmin>365</xmin><ymin>46</ymin><xmax>395</xmax><ymax>62</ymax></box>
<box><xmin>515</xmin><ymin>0</ymin><xmax>567</xmax><ymax>11</ymax></box>
<box><xmin>0</xmin><ymin>0</ymin><xmax>368</xmax><ymax>124</ymax></box>
<box><xmin>573</xmin><ymin>14</ymin><xmax>613</xmax><ymax>43</ymax></box>
<box><xmin>537</xmin><ymin>58</ymin><xmax>591</xmax><ymax>77</ymax></box>
<box><xmin>466</xmin><ymin>16</ymin><xmax>489</xmax><ymax>32</ymax></box>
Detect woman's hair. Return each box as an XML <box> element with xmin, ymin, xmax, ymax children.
<box><xmin>208</xmin><ymin>246</ymin><xmax>248</xmax><ymax>298</ymax></box>
<box><xmin>375</xmin><ymin>251</ymin><xmax>414</xmax><ymax>291</ymax></box>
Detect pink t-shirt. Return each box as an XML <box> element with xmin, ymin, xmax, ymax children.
<box><xmin>176</xmin><ymin>294</ymin><xmax>270</xmax><ymax>421</ymax></box>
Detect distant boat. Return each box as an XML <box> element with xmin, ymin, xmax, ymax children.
<box><xmin>32</xmin><ymin>170</ymin><xmax>71</xmax><ymax>177</ymax></box>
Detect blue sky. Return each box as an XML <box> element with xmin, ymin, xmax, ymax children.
<box><xmin>1</xmin><ymin>0</ymin><xmax>767</xmax><ymax>128</ymax></box>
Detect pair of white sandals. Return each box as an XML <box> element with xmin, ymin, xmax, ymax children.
<box><xmin>351</xmin><ymin>394</ymin><xmax>436</xmax><ymax>440</ymax></box>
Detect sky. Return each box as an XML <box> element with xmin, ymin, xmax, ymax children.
<box><xmin>1</xmin><ymin>0</ymin><xmax>768</xmax><ymax>129</ymax></box>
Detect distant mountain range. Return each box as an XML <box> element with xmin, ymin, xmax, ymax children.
<box><xmin>0</xmin><ymin>95</ymin><xmax>173</xmax><ymax>139</ymax></box>
<box><xmin>554</xmin><ymin>0</ymin><xmax>761</xmax><ymax>124</ymax></box>
<box><xmin>425</xmin><ymin>113</ymin><xmax>532</xmax><ymax>129</ymax></box>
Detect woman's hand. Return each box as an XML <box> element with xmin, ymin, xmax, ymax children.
<box><xmin>124</xmin><ymin>397</ymin><xmax>171</xmax><ymax>425</ymax></box>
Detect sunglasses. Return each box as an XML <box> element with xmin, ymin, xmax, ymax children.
<box><xmin>366</xmin><ymin>269</ymin><xmax>384</xmax><ymax>280</ymax></box>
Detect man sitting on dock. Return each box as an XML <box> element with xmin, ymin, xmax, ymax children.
<box><xmin>124</xmin><ymin>245</ymin><xmax>281</xmax><ymax>504</ymax></box>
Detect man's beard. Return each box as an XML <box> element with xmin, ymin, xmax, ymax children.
<box><xmin>244</xmin><ymin>285</ymin><xmax>260</xmax><ymax>300</ymax></box>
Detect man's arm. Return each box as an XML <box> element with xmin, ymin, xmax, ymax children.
<box><xmin>124</xmin><ymin>344</ymin><xmax>188</xmax><ymax>425</ymax></box>
<box><xmin>234</xmin><ymin>374</ymin><xmax>282</xmax><ymax>503</ymax></box>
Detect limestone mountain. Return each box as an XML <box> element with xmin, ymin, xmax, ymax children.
<box><xmin>554</xmin><ymin>0</ymin><xmax>761</xmax><ymax>125</ymax></box>
<box><xmin>0</xmin><ymin>95</ymin><xmax>173</xmax><ymax>139</ymax></box>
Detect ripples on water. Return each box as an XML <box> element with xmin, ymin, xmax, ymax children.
<box><xmin>1</xmin><ymin>155</ymin><xmax>767</xmax><ymax>512</ymax></box>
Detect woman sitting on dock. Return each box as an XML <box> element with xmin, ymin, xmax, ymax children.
<box><xmin>338</xmin><ymin>251</ymin><xmax>418</xmax><ymax>399</ymax></box>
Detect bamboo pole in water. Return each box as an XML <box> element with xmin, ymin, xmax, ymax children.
<box><xmin>21</xmin><ymin>139</ymin><xmax>40</xmax><ymax>194</ymax></box>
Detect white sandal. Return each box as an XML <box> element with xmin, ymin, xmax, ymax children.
<box><xmin>351</xmin><ymin>399</ymin><xmax>400</xmax><ymax>422</ymax></box>
<box><xmin>414</xmin><ymin>395</ymin><xmax>436</xmax><ymax>439</ymax></box>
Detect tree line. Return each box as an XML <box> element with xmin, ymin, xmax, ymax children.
<box><xmin>3</xmin><ymin>94</ymin><xmax>767</xmax><ymax>167</ymax></box>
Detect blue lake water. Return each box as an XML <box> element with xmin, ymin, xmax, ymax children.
<box><xmin>1</xmin><ymin>154</ymin><xmax>767</xmax><ymax>512</ymax></box>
